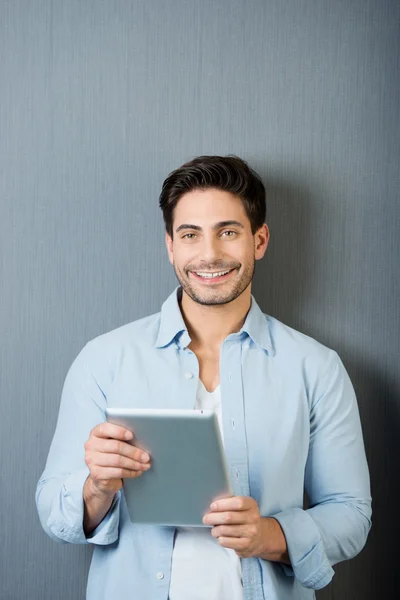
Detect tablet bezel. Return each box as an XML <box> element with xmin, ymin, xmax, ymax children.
<box><xmin>105</xmin><ymin>407</ymin><xmax>233</xmax><ymax>526</ymax></box>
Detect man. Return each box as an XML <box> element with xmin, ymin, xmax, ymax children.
<box><xmin>36</xmin><ymin>155</ymin><xmax>371</xmax><ymax>600</ymax></box>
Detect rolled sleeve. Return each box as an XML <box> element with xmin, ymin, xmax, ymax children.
<box><xmin>273</xmin><ymin>508</ymin><xmax>334</xmax><ymax>589</ymax></box>
<box><xmin>41</xmin><ymin>468</ymin><xmax>121</xmax><ymax>545</ymax></box>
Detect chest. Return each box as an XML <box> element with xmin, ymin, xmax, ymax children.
<box><xmin>192</xmin><ymin>348</ymin><xmax>220</xmax><ymax>392</ymax></box>
<box><xmin>108</xmin><ymin>343</ymin><xmax>310</xmax><ymax>435</ymax></box>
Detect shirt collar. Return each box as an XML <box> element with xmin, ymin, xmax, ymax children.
<box><xmin>155</xmin><ymin>287</ymin><xmax>273</xmax><ymax>353</ymax></box>
<box><xmin>240</xmin><ymin>294</ymin><xmax>273</xmax><ymax>353</ymax></box>
<box><xmin>156</xmin><ymin>288</ymin><xmax>189</xmax><ymax>348</ymax></box>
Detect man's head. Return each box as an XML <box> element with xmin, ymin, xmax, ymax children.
<box><xmin>159</xmin><ymin>155</ymin><xmax>269</xmax><ymax>306</ymax></box>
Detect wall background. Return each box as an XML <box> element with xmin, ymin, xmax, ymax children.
<box><xmin>1</xmin><ymin>1</ymin><xmax>399</xmax><ymax>598</ymax></box>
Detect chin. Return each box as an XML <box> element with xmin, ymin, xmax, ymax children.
<box><xmin>184</xmin><ymin>285</ymin><xmax>244</xmax><ymax>307</ymax></box>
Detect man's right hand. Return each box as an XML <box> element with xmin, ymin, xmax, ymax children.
<box><xmin>82</xmin><ymin>422</ymin><xmax>151</xmax><ymax>535</ymax></box>
<box><xmin>84</xmin><ymin>422</ymin><xmax>151</xmax><ymax>497</ymax></box>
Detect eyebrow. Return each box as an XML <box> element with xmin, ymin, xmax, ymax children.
<box><xmin>175</xmin><ymin>220</ymin><xmax>245</xmax><ymax>233</ymax></box>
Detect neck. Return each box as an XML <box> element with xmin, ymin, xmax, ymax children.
<box><xmin>179</xmin><ymin>287</ymin><xmax>252</xmax><ymax>349</ymax></box>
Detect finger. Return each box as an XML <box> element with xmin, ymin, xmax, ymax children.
<box><xmin>211</xmin><ymin>524</ymin><xmax>257</xmax><ymax>539</ymax></box>
<box><xmin>209</xmin><ymin>496</ymin><xmax>254</xmax><ymax>512</ymax></box>
<box><xmin>90</xmin><ymin>466</ymin><xmax>145</xmax><ymax>480</ymax></box>
<box><xmin>89</xmin><ymin>438</ymin><xmax>150</xmax><ymax>463</ymax></box>
<box><xmin>203</xmin><ymin>511</ymin><xmax>248</xmax><ymax>526</ymax></box>
<box><xmin>217</xmin><ymin>536</ymin><xmax>249</xmax><ymax>552</ymax></box>
<box><xmin>88</xmin><ymin>452</ymin><xmax>151</xmax><ymax>472</ymax></box>
<box><xmin>91</xmin><ymin>422</ymin><xmax>134</xmax><ymax>442</ymax></box>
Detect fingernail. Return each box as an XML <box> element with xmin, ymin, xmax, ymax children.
<box><xmin>210</xmin><ymin>502</ymin><xmax>217</xmax><ymax>510</ymax></box>
<box><xmin>125</xmin><ymin>431</ymin><xmax>133</xmax><ymax>440</ymax></box>
<box><xmin>141</xmin><ymin>453</ymin><xmax>150</xmax><ymax>462</ymax></box>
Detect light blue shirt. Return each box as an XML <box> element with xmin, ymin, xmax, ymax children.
<box><xmin>36</xmin><ymin>288</ymin><xmax>371</xmax><ymax>600</ymax></box>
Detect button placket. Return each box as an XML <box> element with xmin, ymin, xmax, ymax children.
<box><xmin>220</xmin><ymin>341</ymin><xmax>250</xmax><ymax>498</ymax></box>
<box><xmin>177</xmin><ymin>345</ymin><xmax>199</xmax><ymax>409</ymax></box>
<box><xmin>220</xmin><ymin>339</ymin><xmax>263</xmax><ymax>597</ymax></box>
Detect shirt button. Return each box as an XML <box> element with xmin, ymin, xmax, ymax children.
<box><xmin>184</xmin><ymin>372</ymin><xmax>193</xmax><ymax>379</ymax></box>
<box><xmin>156</xmin><ymin>572</ymin><xmax>164</xmax><ymax>580</ymax></box>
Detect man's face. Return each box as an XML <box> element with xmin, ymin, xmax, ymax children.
<box><xmin>165</xmin><ymin>188</ymin><xmax>269</xmax><ymax>306</ymax></box>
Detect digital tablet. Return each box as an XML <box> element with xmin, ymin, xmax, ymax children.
<box><xmin>105</xmin><ymin>407</ymin><xmax>233</xmax><ymax>526</ymax></box>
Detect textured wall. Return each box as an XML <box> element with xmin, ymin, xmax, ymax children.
<box><xmin>1</xmin><ymin>1</ymin><xmax>399</xmax><ymax>598</ymax></box>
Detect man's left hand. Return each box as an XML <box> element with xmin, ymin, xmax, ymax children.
<box><xmin>202</xmin><ymin>496</ymin><xmax>267</xmax><ymax>558</ymax></box>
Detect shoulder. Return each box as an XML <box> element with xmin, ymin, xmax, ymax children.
<box><xmin>266</xmin><ymin>314</ymin><xmax>333</xmax><ymax>359</ymax></box>
<box><xmin>77</xmin><ymin>311</ymin><xmax>161</xmax><ymax>366</ymax></box>
<box><xmin>263</xmin><ymin>315</ymin><xmax>349</xmax><ymax>407</ymax></box>
<box><xmin>264</xmin><ymin>314</ymin><xmax>340</xmax><ymax>381</ymax></box>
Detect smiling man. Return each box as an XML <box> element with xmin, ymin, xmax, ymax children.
<box><xmin>36</xmin><ymin>156</ymin><xmax>371</xmax><ymax>600</ymax></box>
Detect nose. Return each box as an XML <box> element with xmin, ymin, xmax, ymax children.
<box><xmin>200</xmin><ymin>234</ymin><xmax>220</xmax><ymax>263</ymax></box>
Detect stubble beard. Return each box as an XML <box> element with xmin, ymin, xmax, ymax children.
<box><xmin>173</xmin><ymin>257</ymin><xmax>256</xmax><ymax>306</ymax></box>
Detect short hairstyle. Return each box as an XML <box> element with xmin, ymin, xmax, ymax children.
<box><xmin>159</xmin><ymin>155</ymin><xmax>266</xmax><ymax>237</ymax></box>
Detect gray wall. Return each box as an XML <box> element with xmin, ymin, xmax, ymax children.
<box><xmin>1</xmin><ymin>1</ymin><xmax>399</xmax><ymax>598</ymax></box>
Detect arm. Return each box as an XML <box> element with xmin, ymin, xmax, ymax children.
<box><xmin>35</xmin><ymin>343</ymin><xmax>120</xmax><ymax>545</ymax></box>
<box><xmin>204</xmin><ymin>351</ymin><xmax>371</xmax><ymax>590</ymax></box>
<box><xmin>35</xmin><ymin>342</ymin><xmax>150</xmax><ymax>545</ymax></box>
<box><xmin>272</xmin><ymin>351</ymin><xmax>372</xmax><ymax>589</ymax></box>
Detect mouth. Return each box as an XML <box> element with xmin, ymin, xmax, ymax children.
<box><xmin>189</xmin><ymin>268</ymin><xmax>237</xmax><ymax>284</ymax></box>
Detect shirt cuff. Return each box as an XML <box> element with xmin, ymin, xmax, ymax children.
<box><xmin>85</xmin><ymin>491</ymin><xmax>121</xmax><ymax>545</ymax></box>
<box><xmin>272</xmin><ymin>508</ymin><xmax>334</xmax><ymax>590</ymax></box>
<box><xmin>47</xmin><ymin>468</ymin><xmax>121</xmax><ymax>545</ymax></box>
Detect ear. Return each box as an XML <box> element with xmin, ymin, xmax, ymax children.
<box><xmin>165</xmin><ymin>231</ymin><xmax>174</xmax><ymax>265</ymax></box>
<box><xmin>254</xmin><ymin>224</ymin><xmax>269</xmax><ymax>261</ymax></box>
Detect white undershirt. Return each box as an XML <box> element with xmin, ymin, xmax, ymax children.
<box><xmin>168</xmin><ymin>381</ymin><xmax>243</xmax><ymax>600</ymax></box>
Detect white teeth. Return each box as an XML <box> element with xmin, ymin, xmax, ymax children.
<box><xmin>195</xmin><ymin>270</ymin><xmax>231</xmax><ymax>279</ymax></box>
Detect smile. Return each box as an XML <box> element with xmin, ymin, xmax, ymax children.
<box><xmin>195</xmin><ymin>269</ymin><xmax>231</xmax><ymax>278</ymax></box>
<box><xmin>190</xmin><ymin>268</ymin><xmax>236</xmax><ymax>282</ymax></box>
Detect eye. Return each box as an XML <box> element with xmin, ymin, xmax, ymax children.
<box><xmin>182</xmin><ymin>233</ymin><xmax>197</xmax><ymax>240</ymax></box>
<box><xmin>221</xmin><ymin>230</ymin><xmax>237</xmax><ymax>238</ymax></box>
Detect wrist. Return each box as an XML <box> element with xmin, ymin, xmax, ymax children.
<box><xmin>84</xmin><ymin>476</ymin><xmax>116</xmax><ymax>503</ymax></box>
<box><xmin>83</xmin><ymin>476</ymin><xmax>116</xmax><ymax>536</ymax></box>
<box><xmin>257</xmin><ymin>517</ymin><xmax>290</xmax><ymax>564</ymax></box>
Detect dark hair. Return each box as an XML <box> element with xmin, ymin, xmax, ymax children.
<box><xmin>159</xmin><ymin>155</ymin><xmax>266</xmax><ymax>237</ymax></box>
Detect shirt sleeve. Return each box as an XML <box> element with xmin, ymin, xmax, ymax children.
<box><xmin>35</xmin><ymin>342</ymin><xmax>121</xmax><ymax>546</ymax></box>
<box><xmin>272</xmin><ymin>351</ymin><xmax>372</xmax><ymax>590</ymax></box>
